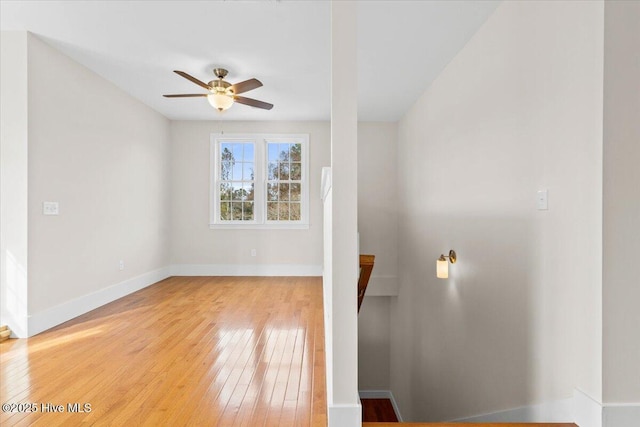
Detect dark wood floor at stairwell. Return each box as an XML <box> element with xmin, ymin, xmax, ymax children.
<box><xmin>362</xmin><ymin>398</ymin><xmax>399</xmax><ymax>422</ymax></box>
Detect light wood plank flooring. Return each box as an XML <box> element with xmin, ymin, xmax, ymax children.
<box><xmin>0</xmin><ymin>276</ymin><xmax>327</xmax><ymax>426</ymax></box>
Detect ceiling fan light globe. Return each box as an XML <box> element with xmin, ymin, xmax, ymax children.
<box><xmin>207</xmin><ymin>93</ymin><xmax>234</xmax><ymax>111</ymax></box>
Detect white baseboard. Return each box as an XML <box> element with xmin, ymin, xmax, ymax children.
<box><xmin>450</xmin><ymin>396</ymin><xmax>573</xmax><ymax>423</ymax></box>
<box><xmin>358</xmin><ymin>390</ymin><xmax>403</xmax><ymax>422</ymax></box>
<box><xmin>603</xmin><ymin>404</ymin><xmax>640</xmax><ymax>427</ymax></box>
<box><xmin>27</xmin><ymin>266</ymin><xmax>171</xmax><ymax>336</ymax></box>
<box><xmin>574</xmin><ymin>388</ymin><xmax>603</xmax><ymax>427</ymax></box>
<box><xmin>170</xmin><ymin>263</ymin><xmax>322</xmax><ymax>276</ymax></box>
<box><xmin>328</xmin><ymin>403</ymin><xmax>361</xmax><ymax>427</ymax></box>
<box><xmin>1</xmin><ymin>308</ymin><xmax>28</xmax><ymax>339</ymax></box>
<box><xmin>358</xmin><ymin>390</ymin><xmax>391</xmax><ymax>399</ymax></box>
<box><xmin>450</xmin><ymin>388</ymin><xmax>602</xmax><ymax>426</ymax></box>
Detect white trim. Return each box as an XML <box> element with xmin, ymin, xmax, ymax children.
<box><xmin>210</xmin><ymin>133</ymin><xmax>310</xmax><ymax>229</ymax></box>
<box><xmin>605</xmin><ymin>403</ymin><xmax>640</xmax><ymax>407</ymax></box>
<box><xmin>603</xmin><ymin>404</ymin><xmax>640</xmax><ymax>427</ymax></box>
<box><xmin>358</xmin><ymin>390</ymin><xmax>391</xmax><ymax>399</ymax></box>
<box><xmin>263</xmin><ymin>135</ymin><xmax>310</xmax><ymax>226</ymax></box>
<box><xmin>358</xmin><ymin>390</ymin><xmax>403</xmax><ymax>422</ymax></box>
<box><xmin>170</xmin><ymin>264</ymin><xmax>322</xmax><ymax>277</ymax></box>
<box><xmin>209</xmin><ymin>223</ymin><xmax>309</xmax><ymax>230</ymax></box>
<box><xmin>328</xmin><ymin>403</ymin><xmax>361</xmax><ymax>427</ymax></box>
<box><xmin>27</xmin><ymin>266</ymin><xmax>171</xmax><ymax>337</ymax></box>
<box><xmin>451</xmin><ymin>396</ymin><xmax>574</xmax><ymax>423</ymax></box>
<box><xmin>447</xmin><ymin>388</ymin><xmax>602</xmax><ymax>427</ymax></box>
<box><xmin>574</xmin><ymin>388</ymin><xmax>604</xmax><ymax>427</ymax></box>
<box><xmin>321</xmin><ymin>167</ymin><xmax>332</xmax><ymax>201</ymax></box>
<box><xmin>211</xmin><ymin>137</ymin><xmax>260</xmax><ymax>226</ymax></box>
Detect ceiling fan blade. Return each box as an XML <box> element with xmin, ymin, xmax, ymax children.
<box><xmin>163</xmin><ymin>94</ymin><xmax>208</xmax><ymax>98</ymax></box>
<box><xmin>173</xmin><ymin>70</ymin><xmax>211</xmax><ymax>90</ymax></box>
<box><xmin>230</xmin><ymin>78</ymin><xmax>263</xmax><ymax>95</ymax></box>
<box><xmin>234</xmin><ymin>96</ymin><xmax>273</xmax><ymax>110</ymax></box>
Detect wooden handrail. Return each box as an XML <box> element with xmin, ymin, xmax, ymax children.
<box><xmin>358</xmin><ymin>254</ymin><xmax>375</xmax><ymax>312</ymax></box>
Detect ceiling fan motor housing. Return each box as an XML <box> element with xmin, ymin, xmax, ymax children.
<box><xmin>208</xmin><ymin>79</ymin><xmax>233</xmax><ymax>95</ymax></box>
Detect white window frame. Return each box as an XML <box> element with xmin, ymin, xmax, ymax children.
<box><xmin>210</xmin><ymin>133</ymin><xmax>310</xmax><ymax>229</ymax></box>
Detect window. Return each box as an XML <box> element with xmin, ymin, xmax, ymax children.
<box><xmin>210</xmin><ymin>134</ymin><xmax>309</xmax><ymax>229</ymax></box>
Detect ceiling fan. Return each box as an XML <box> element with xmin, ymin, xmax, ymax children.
<box><xmin>163</xmin><ymin>68</ymin><xmax>273</xmax><ymax>112</ymax></box>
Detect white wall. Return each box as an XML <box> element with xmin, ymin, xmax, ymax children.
<box><xmin>603</xmin><ymin>0</ymin><xmax>640</xmax><ymax>408</ymax></box>
<box><xmin>0</xmin><ymin>31</ymin><xmax>29</xmax><ymax>337</ymax></box>
<box><xmin>25</xmin><ymin>34</ymin><xmax>171</xmax><ymax>332</ymax></box>
<box><xmin>358</xmin><ymin>122</ymin><xmax>398</xmax><ymax>295</ymax></box>
<box><xmin>169</xmin><ymin>120</ymin><xmax>328</xmax><ymax>272</ymax></box>
<box><xmin>357</xmin><ymin>122</ymin><xmax>398</xmax><ymax>390</ymax></box>
<box><xmin>358</xmin><ymin>296</ymin><xmax>390</xmax><ymax>390</ymax></box>
<box><xmin>391</xmin><ymin>1</ymin><xmax>603</xmax><ymax>421</ymax></box>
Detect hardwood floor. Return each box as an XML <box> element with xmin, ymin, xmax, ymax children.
<box><xmin>0</xmin><ymin>276</ymin><xmax>327</xmax><ymax>426</ymax></box>
<box><xmin>361</xmin><ymin>398</ymin><xmax>399</xmax><ymax>422</ymax></box>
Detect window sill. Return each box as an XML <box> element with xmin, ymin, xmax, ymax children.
<box><xmin>209</xmin><ymin>223</ymin><xmax>310</xmax><ymax>230</ymax></box>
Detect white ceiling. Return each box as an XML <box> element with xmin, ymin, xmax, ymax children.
<box><xmin>1</xmin><ymin>0</ymin><xmax>499</xmax><ymax>122</ymax></box>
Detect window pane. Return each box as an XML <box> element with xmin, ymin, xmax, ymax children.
<box><xmin>244</xmin><ymin>183</ymin><xmax>254</xmax><ymax>201</ymax></box>
<box><xmin>244</xmin><ymin>144</ymin><xmax>254</xmax><ymax>161</ymax></box>
<box><xmin>220</xmin><ymin>202</ymin><xmax>230</xmax><ymax>220</ymax></box>
<box><xmin>290</xmin><ymin>183</ymin><xmax>301</xmax><ymax>201</ymax></box>
<box><xmin>220</xmin><ymin>184</ymin><xmax>231</xmax><ymax>200</ymax></box>
<box><xmin>221</xmin><ymin>144</ymin><xmax>237</xmax><ymax>183</ymax></box>
<box><xmin>222</xmin><ymin>148</ymin><xmax>236</xmax><ymax>174</ymax></box>
<box><xmin>290</xmin><ymin>202</ymin><xmax>301</xmax><ymax>221</ymax></box>
<box><xmin>231</xmin><ymin>183</ymin><xmax>243</xmax><ymax>201</ymax></box>
<box><xmin>290</xmin><ymin>162</ymin><xmax>301</xmax><ymax>180</ymax></box>
<box><xmin>221</xmin><ymin>161</ymin><xmax>232</xmax><ymax>180</ymax></box>
<box><xmin>279</xmin><ymin>143</ymin><xmax>290</xmax><ymax>161</ymax></box>
<box><xmin>267</xmin><ymin>202</ymin><xmax>278</xmax><ymax>220</ymax></box>
<box><xmin>268</xmin><ymin>162</ymin><xmax>278</xmax><ymax>180</ymax></box>
<box><xmin>291</xmin><ymin>143</ymin><xmax>301</xmax><ymax>161</ymax></box>
<box><xmin>278</xmin><ymin>202</ymin><xmax>290</xmax><ymax>220</ymax></box>
<box><xmin>242</xmin><ymin>202</ymin><xmax>254</xmax><ymax>220</ymax></box>
<box><xmin>232</xmin><ymin>163</ymin><xmax>243</xmax><ymax>180</ymax></box>
<box><xmin>279</xmin><ymin>183</ymin><xmax>290</xmax><ymax>201</ymax></box>
<box><xmin>267</xmin><ymin>183</ymin><xmax>278</xmax><ymax>201</ymax></box>
<box><xmin>279</xmin><ymin>162</ymin><xmax>290</xmax><ymax>180</ymax></box>
<box><xmin>232</xmin><ymin>202</ymin><xmax>242</xmax><ymax>220</ymax></box>
<box><xmin>243</xmin><ymin>163</ymin><xmax>254</xmax><ymax>180</ymax></box>
<box><xmin>268</xmin><ymin>144</ymin><xmax>279</xmax><ymax>162</ymax></box>
<box><xmin>221</xmin><ymin>143</ymin><xmax>232</xmax><ymax>153</ymax></box>
<box><xmin>233</xmin><ymin>144</ymin><xmax>243</xmax><ymax>161</ymax></box>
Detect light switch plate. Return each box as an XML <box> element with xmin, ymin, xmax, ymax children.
<box><xmin>537</xmin><ymin>190</ymin><xmax>548</xmax><ymax>210</ymax></box>
<box><xmin>43</xmin><ymin>201</ymin><xmax>59</xmax><ymax>215</ymax></box>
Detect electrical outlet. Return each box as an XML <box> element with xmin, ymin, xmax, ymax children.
<box><xmin>43</xmin><ymin>201</ymin><xmax>59</xmax><ymax>215</ymax></box>
<box><xmin>250</xmin><ymin>249</ymin><xmax>257</xmax><ymax>257</ymax></box>
<box><xmin>119</xmin><ymin>260</ymin><xmax>125</xmax><ymax>271</ymax></box>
